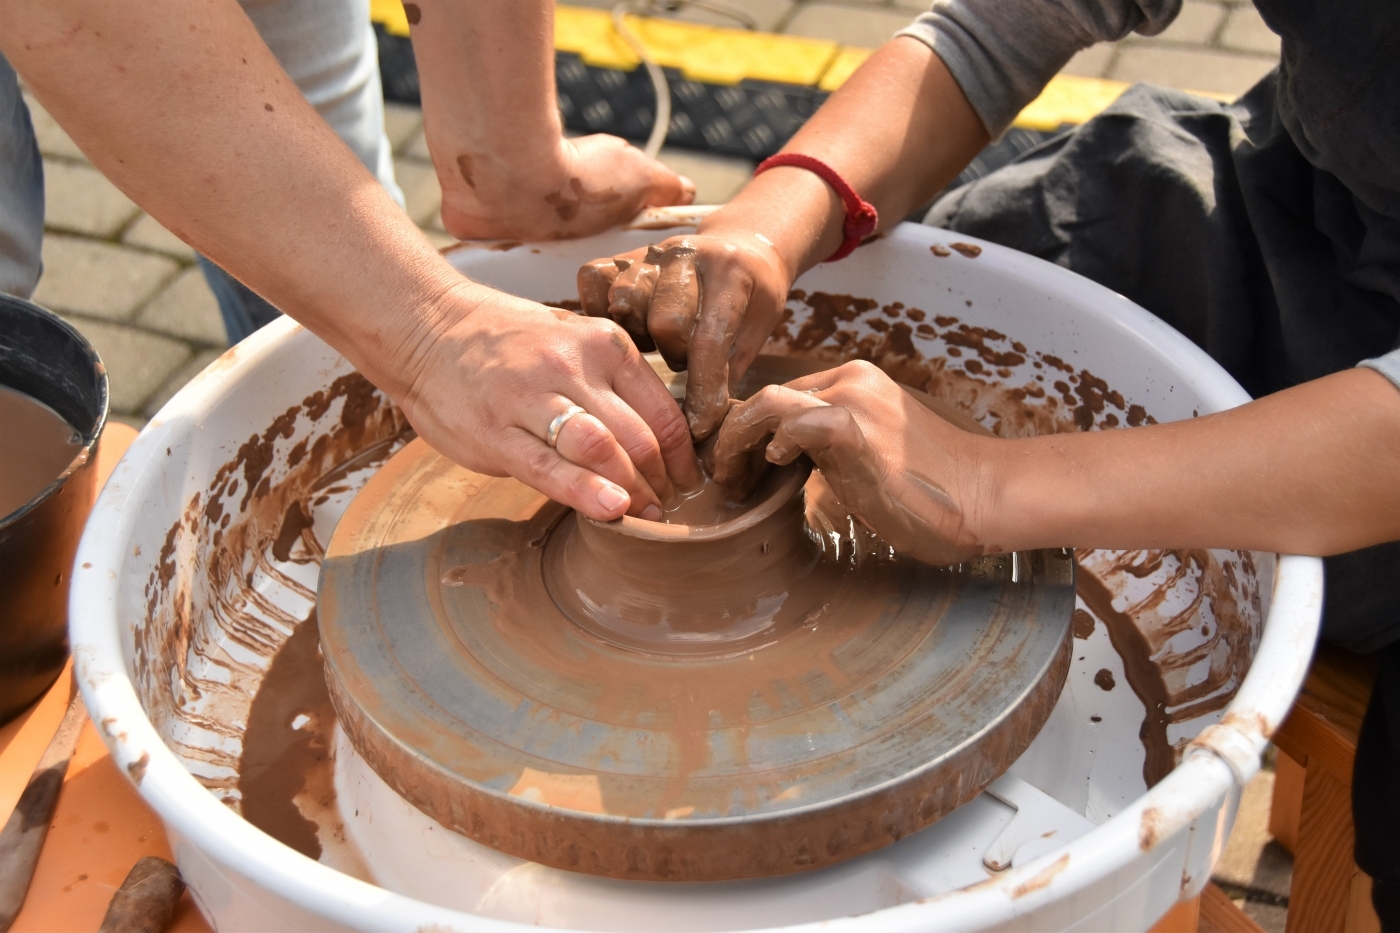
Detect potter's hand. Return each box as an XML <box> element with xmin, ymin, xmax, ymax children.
<box><xmin>438</xmin><ymin>135</ymin><xmax>695</xmax><ymax>242</ymax></box>
<box><xmin>577</xmin><ymin>233</ymin><xmax>790</xmax><ymax>440</ymax></box>
<box><xmin>400</xmin><ymin>284</ymin><xmax>702</xmax><ymax>521</ymax></box>
<box><xmin>711</xmin><ymin>361</ymin><xmax>989</xmax><ymax>565</ymax></box>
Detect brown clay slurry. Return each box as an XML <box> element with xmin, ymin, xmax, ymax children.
<box><xmin>1076</xmin><ymin>549</ymin><xmax>1261</xmax><ymax>787</ymax></box>
<box><xmin>237</xmin><ymin>610</ymin><xmax>336</xmax><ymax>860</ymax></box>
<box><xmin>769</xmin><ymin>291</ymin><xmax>1157</xmax><ymax>439</ymax></box>
<box><xmin>0</xmin><ymin>385</ymin><xmax>85</xmax><ymax>517</ymax></box>
<box><xmin>657</xmin><ymin>471</ymin><xmax>753</xmax><ymax>526</ymax></box>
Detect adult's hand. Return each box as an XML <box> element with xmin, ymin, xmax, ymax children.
<box><xmin>577</xmin><ymin>231</ymin><xmax>790</xmax><ymax>440</ymax></box>
<box><xmin>400</xmin><ymin>283</ymin><xmax>702</xmax><ymax>522</ymax></box>
<box><xmin>439</xmin><ymin>133</ymin><xmax>695</xmax><ymax>242</ymax></box>
<box><xmin>405</xmin><ymin>0</ymin><xmax>692</xmax><ymax>242</ymax></box>
<box><xmin>710</xmin><ymin>361</ymin><xmax>990</xmax><ymax>565</ymax></box>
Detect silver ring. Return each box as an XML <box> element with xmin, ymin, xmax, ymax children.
<box><xmin>546</xmin><ymin>405</ymin><xmax>587</xmax><ymax>448</ymax></box>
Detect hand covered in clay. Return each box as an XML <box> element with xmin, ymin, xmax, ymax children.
<box><xmin>710</xmin><ymin>361</ymin><xmax>990</xmax><ymax>566</ymax></box>
<box><xmin>399</xmin><ymin>285</ymin><xmax>702</xmax><ymax>521</ymax></box>
<box><xmin>577</xmin><ymin>232</ymin><xmax>790</xmax><ymax>441</ymax></box>
<box><xmin>439</xmin><ymin>135</ymin><xmax>695</xmax><ymax>242</ymax></box>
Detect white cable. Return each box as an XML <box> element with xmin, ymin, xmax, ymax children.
<box><xmin>612</xmin><ymin>2</ymin><xmax>671</xmax><ymax>159</ymax></box>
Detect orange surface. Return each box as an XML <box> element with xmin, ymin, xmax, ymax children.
<box><xmin>0</xmin><ymin>423</ymin><xmax>213</xmax><ymax>932</ymax></box>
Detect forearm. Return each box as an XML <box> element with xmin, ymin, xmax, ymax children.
<box><xmin>984</xmin><ymin>369</ymin><xmax>1400</xmax><ymax>556</ymax></box>
<box><xmin>699</xmin><ymin>38</ymin><xmax>989</xmax><ymax>282</ymax></box>
<box><xmin>408</xmin><ymin>0</ymin><xmax>565</xmax><ymax>204</ymax></box>
<box><xmin>0</xmin><ymin>0</ymin><xmax>462</xmax><ymax>399</ymax></box>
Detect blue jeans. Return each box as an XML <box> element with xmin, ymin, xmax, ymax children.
<box><xmin>0</xmin><ymin>0</ymin><xmax>405</xmax><ymax>344</ymax></box>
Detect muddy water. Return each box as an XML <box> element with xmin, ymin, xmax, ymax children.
<box><xmin>237</xmin><ymin>610</ymin><xmax>335</xmax><ymax>859</ymax></box>
<box><xmin>0</xmin><ymin>385</ymin><xmax>85</xmax><ymax>517</ymax></box>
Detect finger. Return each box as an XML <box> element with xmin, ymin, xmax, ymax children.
<box><xmin>497</xmin><ymin>426</ymin><xmax>636</xmax><ymax>522</ymax></box>
<box><xmin>683</xmin><ymin>262</ymin><xmax>750</xmax><ymax>440</ymax></box>
<box><xmin>646</xmin><ymin>242</ymin><xmax>701</xmax><ymax>371</ymax></box>
<box><xmin>578</xmin><ymin>257</ymin><xmax>621</xmax><ymax>318</ymax></box>
<box><xmin>767</xmin><ymin>407</ymin><xmax>888</xmax><ymax>514</ymax></box>
<box><xmin>608</xmin><ymin>258</ymin><xmax>659</xmax><ymax>353</ymax></box>
<box><xmin>711</xmin><ymin>385</ymin><xmax>827</xmax><ymax>488</ymax></box>
<box><xmin>606</xmin><ymin>350</ymin><xmax>704</xmax><ymax>491</ymax></box>
<box><xmin>552</xmin><ymin>410</ymin><xmax>664</xmax><ymax>518</ymax></box>
<box><xmin>642</xmin><ymin>158</ymin><xmax>696</xmax><ymax>208</ymax></box>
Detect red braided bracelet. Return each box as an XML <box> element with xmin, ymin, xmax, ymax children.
<box><xmin>753</xmin><ymin>153</ymin><xmax>878</xmax><ymax>262</ymax></box>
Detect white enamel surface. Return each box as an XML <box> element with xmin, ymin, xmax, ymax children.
<box><xmin>70</xmin><ymin>208</ymin><xmax>1323</xmax><ymax>932</ymax></box>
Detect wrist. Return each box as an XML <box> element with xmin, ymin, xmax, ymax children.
<box><xmin>699</xmin><ymin>168</ymin><xmax>844</xmax><ymax>281</ymax></box>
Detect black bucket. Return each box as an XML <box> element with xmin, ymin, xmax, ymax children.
<box><xmin>0</xmin><ymin>294</ymin><xmax>108</xmax><ymax>723</ymax></box>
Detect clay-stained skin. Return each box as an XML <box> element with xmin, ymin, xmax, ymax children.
<box><xmin>545</xmin><ymin>177</ymin><xmax>622</xmax><ymax>223</ymax></box>
<box><xmin>767</xmin><ymin>290</ymin><xmax>1158</xmax><ymax>439</ymax></box>
<box><xmin>1076</xmin><ymin>549</ymin><xmax>1262</xmax><ymax>787</ymax></box>
<box><xmin>0</xmin><ymin>385</ymin><xmax>84</xmax><ymax>517</ymax></box>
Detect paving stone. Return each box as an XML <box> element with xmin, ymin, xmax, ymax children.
<box><xmin>1150</xmin><ymin>0</ymin><xmax>1227</xmax><ymax>44</ymax></box>
<box><xmin>1219</xmin><ymin>5</ymin><xmax>1281</xmax><ymax>55</ymax></box>
<box><xmin>31</xmin><ymin>235</ymin><xmax>178</xmax><ymax>322</ymax></box>
<box><xmin>658</xmin><ymin>148</ymin><xmax>754</xmax><ymax>204</ymax></box>
<box><xmin>59</xmin><ymin>314</ymin><xmax>192</xmax><ymax>414</ymax></box>
<box><xmin>393</xmin><ymin>157</ymin><xmax>443</xmax><ymax>228</ymax></box>
<box><xmin>21</xmin><ymin>93</ymin><xmax>86</xmax><ymax>162</ymax></box>
<box><xmin>384</xmin><ymin>101</ymin><xmax>424</xmax><ymax>154</ymax></box>
<box><xmin>143</xmin><ymin>348</ymin><xmax>225</xmax><ymax>418</ymax></box>
<box><xmin>1059</xmin><ymin>43</ymin><xmax>1117</xmax><ymax>79</ymax></box>
<box><xmin>1108</xmin><ymin>45</ymin><xmax>1275</xmax><ymax>97</ymax></box>
<box><xmin>134</xmin><ymin>267</ymin><xmax>228</xmax><ymax>347</ymax></box>
<box><xmin>406</xmin><ymin>129</ymin><xmax>430</xmax><ymax>162</ymax></box>
<box><xmin>42</xmin><ymin>160</ymin><xmax>141</xmax><ymax>239</ymax></box>
<box><xmin>781</xmin><ymin>4</ymin><xmax>914</xmax><ymax>48</ymax></box>
<box><xmin>122</xmin><ymin>214</ymin><xmax>197</xmax><ymax>260</ymax></box>
<box><xmin>1213</xmin><ymin>770</ymin><xmax>1293</xmax><ymax>900</ymax></box>
<box><xmin>669</xmin><ymin>0</ymin><xmax>794</xmax><ymax>32</ymax></box>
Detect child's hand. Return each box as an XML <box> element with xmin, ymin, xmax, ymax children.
<box><xmin>710</xmin><ymin>361</ymin><xmax>994</xmax><ymax>566</ymax></box>
<box><xmin>577</xmin><ymin>232</ymin><xmax>791</xmax><ymax>441</ymax></box>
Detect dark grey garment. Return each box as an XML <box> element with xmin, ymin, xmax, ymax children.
<box><xmin>1258</xmin><ymin>0</ymin><xmax>1400</xmax><ymax>221</ymax></box>
<box><xmin>0</xmin><ymin>52</ymin><xmax>44</xmax><ymax>300</ymax></box>
<box><xmin>924</xmin><ymin>74</ymin><xmax>1400</xmax><ymax>655</ymax></box>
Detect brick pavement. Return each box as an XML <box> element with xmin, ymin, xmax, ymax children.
<box><xmin>18</xmin><ymin>1</ymin><xmax>1289</xmax><ymax>924</ymax></box>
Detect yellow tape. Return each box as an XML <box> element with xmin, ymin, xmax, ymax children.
<box><xmin>370</xmin><ymin>0</ymin><xmax>410</xmax><ymax>38</ymax></box>
<box><xmin>554</xmin><ymin>6</ymin><xmax>838</xmax><ymax>86</ymax></box>
<box><xmin>1012</xmin><ymin>74</ymin><xmax>1129</xmax><ymax>130</ymax></box>
<box><xmin>368</xmin><ymin>2</ymin><xmax>1165</xmax><ymax>128</ymax></box>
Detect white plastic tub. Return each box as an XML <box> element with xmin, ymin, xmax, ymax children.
<box><xmin>70</xmin><ymin>208</ymin><xmax>1322</xmax><ymax>932</ymax></box>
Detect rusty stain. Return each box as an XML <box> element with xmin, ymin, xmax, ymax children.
<box><xmin>950</xmin><ymin>242</ymin><xmax>983</xmax><ymax>258</ymax></box>
<box><xmin>127</xmin><ymin>751</ymin><xmax>150</xmax><ymax>785</ymax></box>
<box><xmin>1009</xmin><ymin>853</ymin><xmax>1070</xmax><ymax>898</ymax></box>
<box><xmin>1139</xmin><ymin>806</ymin><xmax>1166</xmax><ymax>850</ymax></box>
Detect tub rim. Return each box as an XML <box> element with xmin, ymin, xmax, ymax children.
<box><xmin>69</xmin><ymin>208</ymin><xmax>1324</xmax><ymax>932</ymax></box>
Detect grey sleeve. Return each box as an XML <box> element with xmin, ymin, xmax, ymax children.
<box><xmin>1359</xmin><ymin>349</ymin><xmax>1400</xmax><ymax>391</ymax></box>
<box><xmin>896</xmin><ymin>0</ymin><xmax>1180</xmax><ymax>136</ymax></box>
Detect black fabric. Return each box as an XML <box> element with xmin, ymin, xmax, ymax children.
<box><xmin>921</xmin><ymin>70</ymin><xmax>1400</xmax><ymax>907</ymax></box>
<box><xmin>924</xmin><ymin>72</ymin><xmax>1400</xmax><ymax>655</ymax></box>
<box><xmin>1354</xmin><ymin>642</ymin><xmax>1400</xmax><ymax>930</ymax></box>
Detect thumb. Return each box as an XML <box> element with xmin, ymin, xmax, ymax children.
<box><xmin>643</xmin><ymin>158</ymin><xmax>696</xmax><ymax>208</ymax></box>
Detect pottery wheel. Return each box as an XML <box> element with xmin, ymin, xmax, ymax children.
<box><xmin>318</xmin><ymin>361</ymin><xmax>1076</xmax><ymax>883</ymax></box>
